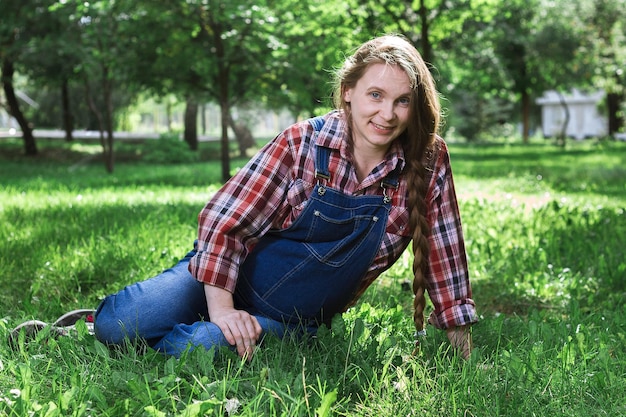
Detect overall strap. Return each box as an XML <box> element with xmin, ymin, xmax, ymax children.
<box><xmin>315</xmin><ymin>146</ymin><xmax>331</xmax><ymax>181</ymax></box>
<box><xmin>308</xmin><ymin>115</ymin><xmax>325</xmax><ymax>132</ymax></box>
<box><xmin>309</xmin><ymin>116</ymin><xmax>331</xmax><ymax>181</ymax></box>
<box><xmin>380</xmin><ymin>165</ymin><xmax>401</xmax><ymax>204</ymax></box>
<box><xmin>381</xmin><ymin>165</ymin><xmax>401</xmax><ymax>189</ymax></box>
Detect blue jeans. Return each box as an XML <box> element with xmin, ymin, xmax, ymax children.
<box><xmin>94</xmin><ymin>249</ymin><xmax>307</xmax><ymax>357</ymax></box>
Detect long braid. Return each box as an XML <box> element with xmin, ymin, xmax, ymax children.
<box><xmin>404</xmin><ymin>57</ymin><xmax>439</xmax><ymax>352</ymax></box>
<box><xmin>405</xmin><ymin>115</ymin><xmax>437</xmax><ymax>351</ymax></box>
<box><xmin>407</xmin><ymin>158</ymin><xmax>430</xmax><ymax>337</ymax></box>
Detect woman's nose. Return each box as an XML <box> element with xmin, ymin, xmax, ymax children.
<box><xmin>379</xmin><ymin>101</ymin><xmax>396</xmax><ymax>121</ymax></box>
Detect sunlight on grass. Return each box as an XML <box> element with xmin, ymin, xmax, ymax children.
<box><xmin>0</xmin><ymin>185</ymin><xmax>217</xmax><ymax>210</ymax></box>
<box><xmin>69</xmin><ymin>142</ymin><xmax>103</xmax><ymax>155</ymax></box>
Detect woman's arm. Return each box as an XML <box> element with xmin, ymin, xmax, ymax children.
<box><xmin>425</xmin><ymin>141</ymin><xmax>478</xmax><ymax>357</ymax></box>
<box><xmin>204</xmin><ymin>284</ymin><xmax>262</xmax><ymax>360</ymax></box>
<box><xmin>189</xmin><ymin>127</ymin><xmax>301</xmax><ymax>292</ymax></box>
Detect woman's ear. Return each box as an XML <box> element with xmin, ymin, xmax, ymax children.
<box><xmin>342</xmin><ymin>86</ymin><xmax>352</xmax><ymax>103</ymax></box>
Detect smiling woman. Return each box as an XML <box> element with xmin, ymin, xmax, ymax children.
<box><xmin>89</xmin><ymin>34</ymin><xmax>477</xmax><ymax>361</ymax></box>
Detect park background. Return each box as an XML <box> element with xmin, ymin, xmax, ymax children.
<box><xmin>1</xmin><ymin>0</ymin><xmax>625</xmax><ymax>416</ymax></box>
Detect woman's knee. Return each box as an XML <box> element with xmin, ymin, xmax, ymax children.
<box><xmin>93</xmin><ymin>296</ymin><xmax>132</xmax><ymax>345</ymax></box>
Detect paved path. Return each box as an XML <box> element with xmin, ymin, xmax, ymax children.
<box><xmin>0</xmin><ymin>129</ymin><xmax>220</xmax><ymax>142</ymax></box>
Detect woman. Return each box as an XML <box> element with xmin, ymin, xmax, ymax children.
<box><xmin>94</xmin><ymin>34</ymin><xmax>477</xmax><ymax>360</ymax></box>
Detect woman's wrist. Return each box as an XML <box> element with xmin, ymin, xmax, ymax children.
<box><xmin>204</xmin><ymin>284</ymin><xmax>235</xmax><ymax>319</ymax></box>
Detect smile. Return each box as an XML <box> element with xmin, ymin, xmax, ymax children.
<box><xmin>371</xmin><ymin>122</ymin><xmax>394</xmax><ymax>131</ymax></box>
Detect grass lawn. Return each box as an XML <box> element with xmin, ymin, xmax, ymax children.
<box><xmin>0</xmin><ymin>137</ymin><xmax>625</xmax><ymax>416</ymax></box>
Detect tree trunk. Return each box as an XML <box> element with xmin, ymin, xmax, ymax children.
<box><xmin>556</xmin><ymin>91</ymin><xmax>570</xmax><ymax>147</ymax></box>
<box><xmin>200</xmin><ymin>103</ymin><xmax>207</xmax><ymax>135</ymax></box>
<box><xmin>219</xmin><ymin>99</ymin><xmax>231</xmax><ymax>182</ymax></box>
<box><xmin>418</xmin><ymin>0</ymin><xmax>432</xmax><ymax>64</ymax></box>
<box><xmin>213</xmin><ymin>21</ymin><xmax>231</xmax><ymax>182</ymax></box>
<box><xmin>61</xmin><ymin>78</ymin><xmax>74</xmax><ymax>142</ymax></box>
<box><xmin>84</xmin><ymin>77</ymin><xmax>107</xmax><ymax>169</ymax></box>
<box><xmin>521</xmin><ymin>90</ymin><xmax>530</xmax><ymax>144</ymax></box>
<box><xmin>1</xmin><ymin>58</ymin><xmax>37</xmax><ymax>155</ymax></box>
<box><xmin>228</xmin><ymin>115</ymin><xmax>255</xmax><ymax>158</ymax></box>
<box><xmin>184</xmin><ymin>97</ymin><xmax>199</xmax><ymax>151</ymax></box>
<box><xmin>607</xmin><ymin>92</ymin><xmax>624</xmax><ymax>137</ymax></box>
<box><xmin>104</xmin><ymin>86</ymin><xmax>115</xmax><ymax>173</ymax></box>
<box><xmin>102</xmin><ymin>69</ymin><xmax>114</xmax><ymax>173</ymax></box>
<box><xmin>166</xmin><ymin>101</ymin><xmax>173</xmax><ymax>132</ymax></box>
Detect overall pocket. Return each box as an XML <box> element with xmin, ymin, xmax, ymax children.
<box><xmin>304</xmin><ymin>210</ymin><xmax>381</xmax><ymax>267</ymax></box>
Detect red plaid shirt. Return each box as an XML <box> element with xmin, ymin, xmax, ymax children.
<box><xmin>189</xmin><ymin>111</ymin><xmax>477</xmax><ymax>329</ymax></box>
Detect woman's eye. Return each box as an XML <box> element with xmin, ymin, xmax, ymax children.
<box><xmin>398</xmin><ymin>97</ymin><xmax>410</xmax><ymax>105</ymax></box>
<box><xmin>370</xmin><ymin>92</ymin><xmax>381</xmax><ymax>99</ymax></box>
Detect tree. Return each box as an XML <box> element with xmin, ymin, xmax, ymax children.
<box><xmin>53</xmin><ymin>0</ymin><xmax>146</xmax><ymax>172</ymax></box>
<box><xmin>127</xmin><ymin>1</ymin><xmax>283</xmax><ymax>174</ymax></box>
<box><xmin>576</xmin><ymin>0</ymin><xmax>626</xmax><ymax>137</ymax></box>
<box><xmin>122</xmin><ymin>0</ymin><xmax>206</xmax><ymax>150</ymax></box>
<box><xmin>531</xmin><ymin>3</ymin><xmax>587</xmax><ymax>146</ymax></box>
<box><xmin>443</xmin><ymin>0</ymin><xmax>586</xmax><ymax>143</ymax></box>
<box><xmin>266</xmin><ymin>0</ymin><xmax>359</xmax><ymax>119</ymax></box>
<box><xmin>369</xmin><ymin>0</ymin><xmax>480</xmax><ymax>64</ymax></box>
<box><xmin>18</xmin><ymin>2</ymin><xmax>84</xmax><ymax>142</ymax></box>
<box><xmin>0</xmin><ymin>0</ymin><xmax>45</xmax><ymax>155</ymax></box>
<box><xmin>490</xmin><ymin>0</ymin><xmax>541</xmax><ymax>143</ymax></box>
<box><xmin>182</xmin><ymin>1</ymin><xmax>287</xmax><ymax>181</ymax></box>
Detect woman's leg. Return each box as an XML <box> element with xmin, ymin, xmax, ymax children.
<box><xmin>152</xmin><ymin>315</ymin><xmax>292</xmax><ymax>357</ymax></box>
<box><xmin>94</xmin><ymin>248</ymin><xmax>295</xmax><ymax>357</ymax></box>
<box><xmin>94</xmin><ymin>249</ymin><xmax>208</xmax><ymax>347</ymax></box>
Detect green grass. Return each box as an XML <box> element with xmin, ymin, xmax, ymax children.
<box><xmin>1</xmin><ymin>137</ymin><xmax>625</xmax><ymax>416</ymax></box>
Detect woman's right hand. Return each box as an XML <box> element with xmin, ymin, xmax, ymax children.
<box><xmin>204</xmin><ymin>284</ymin><xmax>262</xmax><ymax>360</ymax></box>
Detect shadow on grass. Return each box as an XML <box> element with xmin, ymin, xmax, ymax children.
<box><xmin>4</xmin><ymin>139</ymin><xmax>626</xmax><ymax>197</ymax></box>
<box><xmin>0</xmin><ymin>159</ymin><xmax>227</xmax><ymax>190</ymax></box>
<box><xmin>0</xmin><ymin>201</ymin><xmax>199</xmax><ymax>318</ymax></box>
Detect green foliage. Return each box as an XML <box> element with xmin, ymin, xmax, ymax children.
<box><xmin>1</xmin><ymin>140</ymin><xmax>625</xmax><ymax>416</ymax></box>
<box><xmin>142</xmin><ymin>134</ymin><xmax>200</xmax><ymax>164</ymax></box>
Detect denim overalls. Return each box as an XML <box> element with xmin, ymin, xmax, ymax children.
<box><xmin>236</xmin><ymin>142</ymin><xmax>398</xmax><ymax>327</ymax></box>
<box><xmin>94</xmin><ymin>117</ymin><xmax>400</xmax><ymax>356</ymax></box>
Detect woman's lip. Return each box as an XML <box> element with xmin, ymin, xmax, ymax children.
<box><xmin>372</xmin><ymin>122</ymin><xmax>394</xmax><ymax>131</ymax></box>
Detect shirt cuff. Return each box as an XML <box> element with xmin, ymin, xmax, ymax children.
<box><xmin>428</xmin><ymin>300</ymin><xmax>479</xmax><ymax>330</ymax></box>
<box><xmin>189</xmin><ymin>252</ymin><xmax>239</xmax><ymax>293</ymax></box>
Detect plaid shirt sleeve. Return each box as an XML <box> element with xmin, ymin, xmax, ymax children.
<box><xmin>188</xmin><ymin>123</ymin><xmax>306</xmax><ymax>292</ymax></box>
<box><xmin>425</xmin><ymin>140</ymin><xmax>478</xmax><ymax>329</ymax></box>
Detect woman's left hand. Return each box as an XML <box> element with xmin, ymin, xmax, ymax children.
<box><xmin>446</xmin><ymin>325</ymin><xmax>472</xmax><ymax>359</ymax></box>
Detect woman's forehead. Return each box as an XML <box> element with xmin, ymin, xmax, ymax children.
<box><xmin>357</xmin><ymin>63</ymin><xmax>412</xmax><ymax>95</ymax></box>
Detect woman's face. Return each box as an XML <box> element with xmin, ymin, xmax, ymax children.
<box><xmin>343</xmin><ymin>63</ymin><xmax>412</xmax><ymax>155</ymax></box>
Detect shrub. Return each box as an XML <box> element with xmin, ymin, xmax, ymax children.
<box><xmin>142</xmin><ymin>133</ymin><xmax>199</xmax><ymax>164</ymax></box>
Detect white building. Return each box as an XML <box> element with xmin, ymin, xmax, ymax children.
<box><xmin>536</xmin><ymin>89</ymin><xmax>607</xmax><ymax>140</ymax></box>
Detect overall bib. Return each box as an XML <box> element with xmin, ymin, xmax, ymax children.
<box><xmin>235</xmin><ymin>143</ymin><xmax>399</xmax><ymax>327</ymax></box>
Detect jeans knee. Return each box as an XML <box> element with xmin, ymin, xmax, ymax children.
<box><xmin>93</xmin><ymin>297</ymin><xmax>130</xmax><ymax>345</ymax></box>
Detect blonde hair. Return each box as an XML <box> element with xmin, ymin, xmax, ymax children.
<box><xmin>334</xmin><ymin>35</ymin><xmax>441</xmax><ymax>343</ymax></box>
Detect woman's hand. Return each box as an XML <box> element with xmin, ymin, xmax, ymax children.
<box><xmin>446</xmin><ymin>325</ymin><xmax>473</xmax><ymax>360</ymax></box>
<box><xmin>204</xmin><ymin>284</ymin><xmax>262</xmax><ymax>360</ymax></box>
